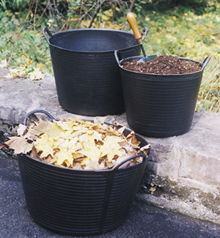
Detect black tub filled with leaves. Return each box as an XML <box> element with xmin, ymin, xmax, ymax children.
<box><xmin>1</xmin><ymin>110</ymin><xmax>150</xmax><ymax>236</ymax></box>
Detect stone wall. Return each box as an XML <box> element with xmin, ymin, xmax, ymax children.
<box><xmin>135</xmin><ymin>112</ymin><xmax>220</xmax><ymax>223</ymax></box>
<box><xmin>0</xmin><ymin>73</ymin><xmax>220</xmax><ymax>223</ymax></box>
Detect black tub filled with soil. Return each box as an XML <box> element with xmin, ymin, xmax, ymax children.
<box><xmin>115</xmin><ymin>52</ymin><xmax>211</xmax><ymax>138</ymax></box>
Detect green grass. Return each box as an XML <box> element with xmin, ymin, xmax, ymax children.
<box><xmin>138</xmin><ymin>6</ymin><xmax>220</xmax><ymax>113</ymax></box>
<box><xmin>0</xmin><ymin>2</ymin><xmax>219</xmax><ymax>112</ymax></box>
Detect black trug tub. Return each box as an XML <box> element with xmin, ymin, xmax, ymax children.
<box><xmin>115</xmin><ymin>51</ymin><xmax>211</xmax><ymax>137</ymax></box>
<box><xmin>43</xmin><ymin>27</ymin><xmax>147</xmax><ymax>116</ymax></box>
<box><xmin>18</xmin><ymin>110</ymin><xmax>151</xmax><ymax>235</ymax></box>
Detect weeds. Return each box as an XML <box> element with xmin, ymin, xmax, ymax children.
<box><xmin>0</xmin><ymin>1</ymin><xmax>219</xmax><ymax>112</ymax></box>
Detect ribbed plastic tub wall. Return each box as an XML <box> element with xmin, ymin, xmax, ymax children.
<box><xmin>43</xmin><ymin>28</ymin><xmax>141</xmax><ymax>116</ymax></box>
<box><xmin>18</xmin><ymin>131</ymin><xmax>149</xmax><ymax>235</ymax></box>
<box><xmin>117</xmin><ymin>55</ymin><xmax>210</xmax><ymax>138</ymax></box>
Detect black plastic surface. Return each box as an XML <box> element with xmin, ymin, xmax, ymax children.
<box><xmin>116</xmin><ymin>54</ymin><xmax>210</xmax><ymax>137</ymax></box>
<box><xmin>18</xmin><ymin>123</ymin><xmax>150</xmax><ymax>235</ymax></box>
<box><xmin>43</xmin><ymin>28</ymin><xmax>141</xmax><ymax>116</ymax></box>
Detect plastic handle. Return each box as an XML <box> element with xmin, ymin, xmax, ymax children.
<box><xmin>141</xmin><ymin>27</ymin><xmax>148</xmax><ymax>42</ymax></box>
<box><xmin>42</xmin><ymin>27</ymin><xmax>52</xmax><ymax>45</ymax></box>
<box><xmin>201</xmin><ymin>55</ymin><xmax>211</xmax><ymax>70</ymax></box>
<box><xmin>127</xmin><ymin>12</ymin><xmax>142</xmax><ymax>43</ymax></box>
<box><xmin>24</xmin><ymin>110</ymin><xmax>55</xmax><ymax>126</ymax></box>
<box><xmin>113</xmin><ymin>154</ymin><xmax>146</xmax><ymax>171</ymax></box>
<box><xmin>114</xmin><ymin>50</ymin><xmax>121</xmax><ymax>66</ymax></box>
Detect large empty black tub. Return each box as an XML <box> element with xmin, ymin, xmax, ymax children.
<box><xmin>43</xmin><ymin>27</ymin><xmax>142</xmax><ymax>116</ymax></box>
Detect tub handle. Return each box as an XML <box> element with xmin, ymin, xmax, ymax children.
<box><xmin>141</xmin><ymin>27</ymin><xmax>148</xmax><ymax>42</ymax></box>
<box><xmin>114</xmin><ymin>50</ymin><xmax>122</xmax><ymax>66</ymax></box>
<box><xmin>113</xmin><ymin>154</ymin><xmax>146</xmax><ymax>171</ymax></box>
<box><xmin>24</xmin><ymin>110</ymin><xmax>55</xmax><ymax>126</ymax></box>
<box><xmin>43</xmin><ymin>27</ymin><xmax>52</xmax><ymax>44</ymax></box>
<box><xmin>201</xmin><ymin>55</ymin><xmax>211</xmax><ymax>70</ymax></box>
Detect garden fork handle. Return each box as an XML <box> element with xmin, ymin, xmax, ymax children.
<box><xmin>127</xmin><ymin>12</ymin><xmax>143</xmax><ymax>45</ymax></box>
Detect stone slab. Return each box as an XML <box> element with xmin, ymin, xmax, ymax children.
<box><xmin>0</xmin><ymin>68</ymin><xmax>220</xmax><ymax>223</ymax></box>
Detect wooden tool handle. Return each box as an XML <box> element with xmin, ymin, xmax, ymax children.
<box><xmin>126</xmin><ymin>12</ymin><xmax>142</xmax><ymax>44</ymax></box>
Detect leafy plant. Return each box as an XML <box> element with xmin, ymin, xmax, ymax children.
<box><xmin>138</xmin><ymin>6</ymin><xmax>220</xmax><ymax>112</ymax></box>
<box><xmin>197</xmin><ymin>57</ymin><xmax>220</xmax><ymax>112</ymax></box>
<box><xmin>0</xmin><ymin>0</ymin><xmax>219</xmax><ymax>112</ymax></box>
<box><xmin>0</xmin><ymin>0</ymin><xmax>29</xmax><ymax>10</ymax></box>
<box><xmin>0</xmin><ymin>7</ymin><xmax>52</xmax><ymax>76</ymax></box>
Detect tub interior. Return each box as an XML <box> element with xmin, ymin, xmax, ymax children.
<box><xmin>49</xmin><ymin>29</ymin><xmax>137</xmax><ymax>52</ymax></box>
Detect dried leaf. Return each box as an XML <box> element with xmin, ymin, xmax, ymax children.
<box><xmin>55</xmin><ymin>148</ymin><xmax>74</xmax><ymax>166</ymax></box>
<box><xmin>27</xmin><ymin>128</ymin><xmax>43</xmax><ymax>137</ymax></box>
<box><xmin>4</xmin><ymin>137</ymin><xmax>33</xmax><ymax>154</ymax></box>
<box><xmin>100</xmin><ymin>135</ymin><xmax>124</xmax><ymax>162</ymax></box>
<box><xmin>112</xmin><ymin>155</ymin><xmax>130</xmax><ymax>169</ymax></box>
<box><xmin>17</xmin><ymin>124</ymin><xmax>27</xmax><ymax>136</ymax></box>
<box><xmin>126</xmin><ymin>131</ymin><xmax>141</xmax><ymax>148</ymax></box>
<box><xmin>0</xmin><ymin>143</ymin><xmax>7</xmax><ymax>149</ymax></box>
<box><xmin>1</xmin><ymin>116</ymin><xmax>150</xmax><ymax>170</ymax></box>
<box><xmin>34</xmin><ymin>120</ymin><xmax>63</xmax><ymax>138</ymax></box>
<box><xmin>29</xmin><ymin>68</ymin><xmax>44</xmax><ymax>81</ymax></box>
<box><xmin>149</xmin><ymin>186</ymin><xmax>157</xmax><ymax>194</ymax></box>
<box><xmin>117</xmin><ymin>126</ymin><xmax>126</xmax><ymax>134</ymax></box>
<box><xmin>4</xmin><ymin>68</ymin><xmax>25</xmax><ymax>78</ymax></box>
<box><xmin>138</xmin><ymin>144</ymin><xmax>151</xmax><ymax>155</ymax></box>
<box><xmin>84</xmin><ymin>160</ymin><xmax>105</xmax><ymax>170</ymax></box>
<box><xmin>34</xmin><ymin>134</ymin><xmax>55</xmax><ymax>157</ymax></box>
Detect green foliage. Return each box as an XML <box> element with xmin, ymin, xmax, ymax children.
<box><xmin>0</xmin><ymin>8</ymin><xmax>52</xmax><ymax>75</ymax></box>
<box><xmin>140</xmin><ymin>0</ymin><xmax>215</xmax><ymax>14</ymax></box>
<box><xmin>197</xmin><ymin>57</ymin><xmax>220</xmax><ymax>112</ymax></box>
<box><xmin>137</xmin><ymin>5</ymin><xmax>220</xmax><ymax>112</ymax></box>
<box><xmin>0</xmin><ymin>0</ymin><xmax>29</xmax><ymax>10</ymax></box>
<box><xmin>142</xmin><ymin>11</ymin><xmax>220</xmax><ymax>61</ymax></box>
<box><xmin>0</xmin><ymin>0</ymin><xmax>219</xmax><ymax>112</ymax></box>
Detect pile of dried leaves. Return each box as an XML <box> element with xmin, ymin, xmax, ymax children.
<box><xmin>0</xmin><ymin>118</ymin><xmax>150</xmax><ymax>170</ymax></box>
